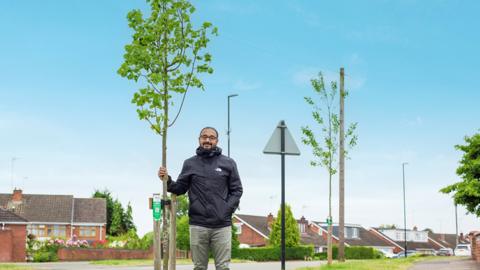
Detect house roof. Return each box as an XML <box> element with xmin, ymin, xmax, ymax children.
<box><xmin>234</xmin><ymin>214</ymin><xmax>270</xmax><ymax>238</ymax></box>
<box><xmin>371</xmin><ymin>228</ymin><xmax>443</xmax><ymax>251</ymax></box>
<box><xmin>73</xmin><ymin>198</ymin><xmax>106</xmax><ymax>224</ymax></box>
<box><xmin>301</xmin><ymin>229</ymin><xmax>328</xmax><ymax>247</ymax></box>
<box><xmin>317</xmin><ymin>224</ymin><xmax>395</xmax><ymax>247</ymax></box>
<box><xmin>0</xmin><ymin>208</ymin><xmax>28</xmax><ymax>223</ymax></box>
<box><xmin>429</xmin><ymin>233</ymin><xmax>469</xmax><ymax>249</ymax></box>
<box><xmin>0</xmin><ymin>193</ymin><xmax>106</xmax><ymax>224</ymax></box>
<box><xmin>235</xmin><ymin>214</ymin><xmax>328</xmax><ymax>247</ymax></box>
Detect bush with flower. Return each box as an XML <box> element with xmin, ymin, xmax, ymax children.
<box><xmin>27</xmin><ymin>235</ymin><xmax>90</xmax><ymax>262</ymax></box>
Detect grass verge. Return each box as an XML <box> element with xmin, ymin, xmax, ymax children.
<box><xmin>90</xmin><ymin>258</ymin><xmax>251</xmax><ymax>266</ymax></box>
<box><xmin>0</xmin><ymin>264</ymin><xmax>33</xmax><ymax>270</ymax></box>
<box><xmin>297</xmin><ymin>256</ymin><xmax>459</xmax><ymax>270</ymax></box>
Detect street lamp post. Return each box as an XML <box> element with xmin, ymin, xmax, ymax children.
<box><xmin>454</xmin><ymin>203</ymin><xmax>458</xmax><ymax>256</ymax></box>
<box><xmin>402</xmin><ymin>162</ymin><xmax>408</xmax><ymax>257</ymax></box>
<box><xmin>227</xmin><ymin>94</ymin><xmax>238</xmax><ymax>157</ymax></box>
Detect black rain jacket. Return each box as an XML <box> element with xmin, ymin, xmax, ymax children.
<box><xmin>167</xmin><ymin>147</ymin><xmax>243</xmax><ymax>228</ymax></box>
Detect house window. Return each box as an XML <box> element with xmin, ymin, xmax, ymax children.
<box><xmin>48</xmin><ymin>225</ymin><xmax>66</xmax><ymax>237</ymax></box>
<box><xmin>28</xmin><ymin>225</ymin><xmax>46</xmax><ymax>237</ymax></box>
<box><xmin>27</xmin><ymin>225</ymin><xmax>66</xmax><ymax>238</ymax></box>
<box><xmin>79</xmin><ymin>226</ymin><xmax>96</xmax><ymax>237</ymax></box>
<box><xmin>352</xmin><ymin>228</ymin><xmax>359</xmax><ymax>239</ymax></box>
<box><xmin>234</xmin><ymin>223</ymin><xmax>242</xmax><ymax>235</ymax></box>
<box><xmin>344</xmin><ymin>227</ymin><xmax>359</xmax><ymax>239</ymax></box>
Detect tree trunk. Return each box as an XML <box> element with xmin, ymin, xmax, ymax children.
<box><xmin>162</xmin><ymin>58</ymin><xmax>170</xmax><ymax>269</ymax></box>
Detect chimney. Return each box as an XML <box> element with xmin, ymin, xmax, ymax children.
<box><xmin>300</xmin><ymin>216</ymin><xmax>307</xmax><ymax>224</ymax></box>
<box><xmin>267</xmin><ymin>213</ymin><xmax>274</xmax><ymax>229</ymax></box>
<box><xmin>12</xmin><ymin>189</ymin><xmax>23</xmax><ymax>202</ymax></box>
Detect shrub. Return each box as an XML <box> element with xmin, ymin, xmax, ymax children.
<box><xmin>33</xmin><ymin>251</ymin><xmax>58</xmax><ymax>262</ymax></box>
<box><xmin>316</xmin><ymin>246</ymin><xmax>383</xmax><ymax>260</ymax></box>
<box><xmin>233</xmin><ymin>245</ymin><xmax>314</xmax><ymax>261</ymax></box>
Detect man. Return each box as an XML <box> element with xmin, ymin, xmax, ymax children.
<box><xmin>158</xmin><ymin>127</ymin><xmax>243</xmax><ymax>270</ymax></box>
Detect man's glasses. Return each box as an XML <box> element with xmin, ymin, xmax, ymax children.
<box><xmin>200</xmin><ymin>135</ymin><xmax>217</xmax><ymax>141</ymax></box>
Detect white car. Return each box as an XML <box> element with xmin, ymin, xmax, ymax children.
<box><xmin>454</xmin><ymin>244</ymin><xmax>471</xmax><ymax>256</ymax></box>
<box><xmin>378</xmin><ymin>249</ymin><xmax>395</xmax><ymax>258</ymax></box>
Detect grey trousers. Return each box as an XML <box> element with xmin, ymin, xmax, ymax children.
<box><xmin>190</xmin><ymin>225</ymin><xmax>231</xmax><ymax>270</ymax></box>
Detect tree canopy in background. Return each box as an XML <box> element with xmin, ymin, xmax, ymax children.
<box><xmin>268</xmin><ymin>204</ymin><xmax>300</xmax><ymax>247</ymax></box>
<box><xmin>92</xmin><ymin>189</ymin><xmax>136</xmax><ymax>236</ymax></box>
<box><xmin>441</xmin><ymin>132</ymin><xmax>480</xmax><ymax>217</ymax></box>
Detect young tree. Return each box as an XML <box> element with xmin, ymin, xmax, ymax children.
<box><xmin>441</xmin><ymin>132</ymin><xmax>480</xmax><ymax>216</ymax></box>
<box><xmin>268</xmin><ymin>204</ymin><xmax>300</xmax><ymax>247</ymax></box>
<box><xmin>301</xmin><ymin>72</ymin><xmax>357</xmax><ymax>265</ymax></box>
<box><xmin>118</xmin><ymin>0</ymin><xmax>216</xmax><ymax>268</ymax></box>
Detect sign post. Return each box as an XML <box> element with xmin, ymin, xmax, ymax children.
<box><xmin>263</xmin><ymin>120</ymin><xmax>300</xmax><ymax>270</ymax></box>
<box><xmin>152</xmin><ymin>194</ymin><xmax>162</xmax><ymax>270</ymax></box>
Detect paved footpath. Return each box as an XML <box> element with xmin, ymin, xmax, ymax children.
<box><xmin>17</xmin><ymin>261</ymin><xmax>323</xmax><ymax>270</ymax></box>
<box><xmin>409</xmin><ymin>257</ymin><xmax>480</xmax><ymax>270</ymax></box>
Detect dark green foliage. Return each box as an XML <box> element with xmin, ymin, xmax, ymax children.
<box><xmin>124</xmin><ymin>202</ymin><xmax>137</xmax><ymax>232</ymax></box>
<box><xmin>315</xmin><ymin>246</ymin><xmax>383</xmax><ymax>260</ymax></box>
<box><xmin>33</xmin><ymin>251</ymin><xmax>58</xmax><ymax>262</ymax></box>
<box><xmin>176</xmin><ymin>195</ymin><xmax>189</xmax><ymax>218</ymax></box>
<box><xmin>231</xmin><ymin>223</ymin><xmax>240</xmax><ymax>256</ymax></box>
<box><xmin>233</xmin><ymin>245</ymin><xmax>314</xmax><ymax>261</ymax></box>
<box><xmin>176</xmin><ymin>215</ymin><xmax>190</xmax><ymax>250</ymax></box>
<box><xmin>269</xmin><ymin>204</ymin><xmax>300</xmax><ymax>247</ymax></box>
<box><xmin>92</xmin><ymin>189</ymin><xmax>136</xmax><ymax>236</ymax></box>
<box><xmin>441</xmin><ymin>132</ymin><xmax>480</xmax><ymax>217</ymax></box>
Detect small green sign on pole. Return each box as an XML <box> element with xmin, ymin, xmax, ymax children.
<box><xmin>153</xmin><ymin>194</ymin><xmax>161</xmax><ymax>221</ymax></box>
<box><xmin>326</xmin><ymin>217</ymin><xmax>333</xmax><ymax>226</ymax></box>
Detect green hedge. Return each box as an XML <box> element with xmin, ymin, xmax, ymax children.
<box><xmin>233</xmin><ymin>245</ymin><xmax>314</xmax><ymax>261</ymax></box>
<box><xmin>314</xmin><ymin>246</ymin><xmax>383</xmax><ymax>260</ymax></box>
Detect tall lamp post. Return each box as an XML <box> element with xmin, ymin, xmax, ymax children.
<box><xmin>402</xmin><ymin>162</ymin><xmax>408</xmax><ymax>257</ymax></box>
<box><xmin>227</xmin><ymin>94</ymin><xmax>238</xmax><ymax>157</ymax></box>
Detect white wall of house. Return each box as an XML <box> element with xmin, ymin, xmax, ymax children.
<box><xmin>380</xmin><ymin>229</ymin><xmax>428</xmax><ymax>242</ymax></box>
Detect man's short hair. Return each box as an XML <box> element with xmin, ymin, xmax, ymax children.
<box><xmin>199</xmin><ymin>127</ymin><xmax>219</xmax><ymax>138</ymax></box>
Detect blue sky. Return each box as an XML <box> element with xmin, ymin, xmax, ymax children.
<box><xmin>1</xmin><ymin>0</ymin><xmax>479</xmax><ymax>236</ymax></box>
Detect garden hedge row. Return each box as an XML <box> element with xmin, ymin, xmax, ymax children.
<box><xmin>233</xmin><ymin>245</ymin><xmax>314</xmax><ymax>261</ymax></box>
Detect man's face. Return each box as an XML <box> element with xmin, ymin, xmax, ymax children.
<box><xmin>199</xmin><ymin>128</ymin><xmax>218</xmax><ymax>149</ymax></box>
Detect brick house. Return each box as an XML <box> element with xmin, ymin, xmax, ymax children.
<box><xmin>469</xmin><ymin>231</ymin><xmax>480</xmax><ymax>262</ymax></box>
<box><xmin>233</xmin><ymin>213</ymin><xmax>327</xmax><ymax>253</ymax></box>
<box><xmin>0</xmin><ymin>189</ymin><xmax>106</xmax><ymax>242</ymax></box>
<box><xmin>0</xmin><ymin>208</ymin><xmax>28</xmax><ymax>262</ymax></box>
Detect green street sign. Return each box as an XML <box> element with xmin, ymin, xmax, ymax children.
<box><xmin>152</xmin><ymin>194</ymin><xmax>161</xmax><ymax>221</ymax></box>
<box><xmin>326</xmin><ymin>217</ymin><xmax>332</xmax><ymax>226</ymax></box>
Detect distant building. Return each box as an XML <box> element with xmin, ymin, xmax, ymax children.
<box><xmin>0</xmin><ymin>189</ymin><xmax>106</xmax><ymax>241</ymax></box>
